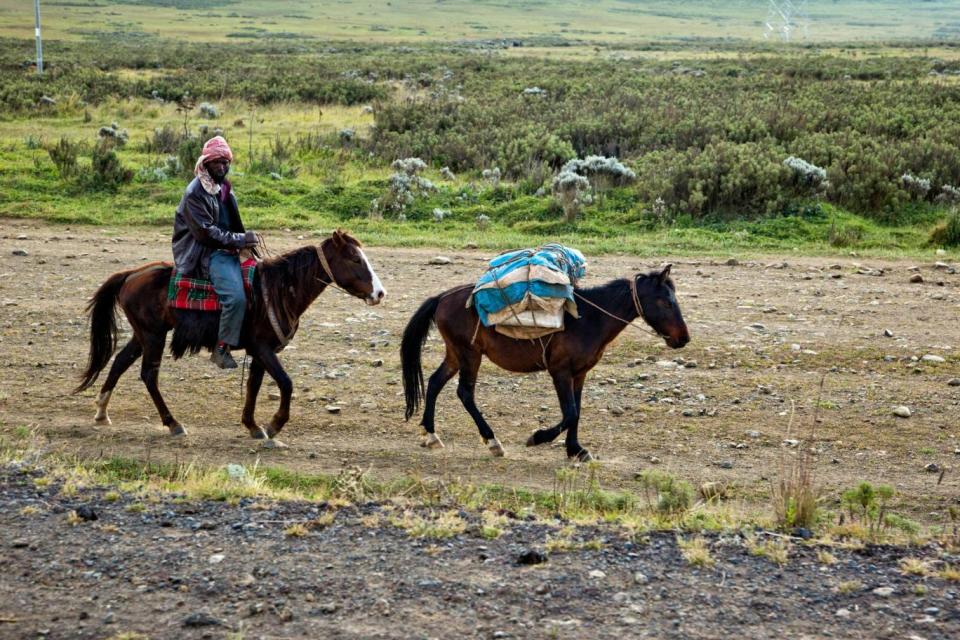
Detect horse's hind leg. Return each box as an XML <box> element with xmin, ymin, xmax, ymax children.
<box><xmin>93</xmin><ymin>339</ymin><xmax>142</xmax><ymax>425</ymax></box>
<box><xmin>420</xmin><ymin>351</ymin><xmax>457</xmax><ymax>449</ymax></box>
<box><xmin>241</xmin><ymin>358</ymin><xmax>268</xmax><ymax>440</ymax></box>
<box><xmin>139</xmin><ymin>333</ymin><xmax>186</xmax><ymax>436</ymax></box>
<box><xmin>455</xmin><ymin>352</ymin><xmax>504</xmax><ymax>457</ymax></box>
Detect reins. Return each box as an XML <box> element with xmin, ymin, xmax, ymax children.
<box><xmin>571</xmin><ymin>275</ymin><xmax>664</xmax><ymax>339</ymax></box>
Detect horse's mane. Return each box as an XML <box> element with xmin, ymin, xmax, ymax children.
<box><xmin>258</xmin><ymin>245</ymin><xmax>322</xmax><ymax>323</ymax></box>
<box><xmin>575</xmin><ymin>270</ymin><xmax>674</xmax><ymax>315</ymax></box>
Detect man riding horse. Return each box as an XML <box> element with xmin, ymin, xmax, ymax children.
<box><xmin>172</xmin><ymin>136</ymin><xmax>259</xmax><ymax>369</ymax></box>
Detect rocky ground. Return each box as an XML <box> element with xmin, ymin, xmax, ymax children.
<box><xmin>1</xmin><ymin>463</ymin><xmax>959</xmax><ymax>639</ymax></box>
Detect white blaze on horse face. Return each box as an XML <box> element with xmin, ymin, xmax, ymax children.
<box><xmin>359</xmin><ymin>248</ymin><xmax>386</xmax><ymax>305</ymax></box>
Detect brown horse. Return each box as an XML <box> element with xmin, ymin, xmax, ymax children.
<box><xmin>401</xmin><ymin>266</ymin><xmax>689</xmax><ymax>461</ymax></box>
<box><xmin>75</xmin><ymin>230</ymin><xmax>385</xmax><ymax>447</ymax></box>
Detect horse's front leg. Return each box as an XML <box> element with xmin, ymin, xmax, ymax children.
<box><xmin>527</xmin><ymin>372</ymin><xmax>586</xmax><ymax>449</ymax></box>
<box><xmin>254</xmin><ymin>349</ymin><xmax>293</xmax><ymax>447</ymax></box>
<box><xmin>241</xmin><ymin>358</ymin><xmax>268</xmax><ymax>439</ymax></box>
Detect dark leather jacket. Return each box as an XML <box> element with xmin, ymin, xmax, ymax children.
<box><xmin>172</xmin><ymin>178</ymin><xmax>253</xmax><ymax>278</ymax></box>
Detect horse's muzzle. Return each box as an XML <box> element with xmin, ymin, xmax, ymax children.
<box><xmin>365</xmin><ymin>289</ymin><xmax>386</xmax><ymax>306</ymax></box>
<box><xmin>665</xmin><ymin>332</ymin><xmax>690</xmax><ymax>349</ymax></box>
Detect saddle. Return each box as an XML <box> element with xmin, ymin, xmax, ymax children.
<box><xmin>167</xmin><ymin>258</ymin><xmax>258</xmax><ymax>311</ymax></box>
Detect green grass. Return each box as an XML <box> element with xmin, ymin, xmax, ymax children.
<box><xmin>4</xmin><ymin>1</ymin><xmax>959</xmax><ymax>43</ymax></box>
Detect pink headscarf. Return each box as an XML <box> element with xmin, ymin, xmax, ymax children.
<box><xmin>194</xmin><ymin>136</ymin><xmax>234</xmax><ymax>195</ymax></box>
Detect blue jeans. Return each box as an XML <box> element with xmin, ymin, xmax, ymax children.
<box><xmin>209</xmin><ymin>250</ymin><xmax>245</xmax><ymax>347</ymax></box>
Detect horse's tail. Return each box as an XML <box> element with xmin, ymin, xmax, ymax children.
<box><xmin>401</xmin><ymin>293</ymin><xmax>442</xmax><ymax>421</ymax></box>
<box><xmin>74</xmin><ymin>269</ymin><xmax>133</xmax><ymax>393</ymax></box>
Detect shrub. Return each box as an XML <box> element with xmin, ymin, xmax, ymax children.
<box><xmin>929</xmin><ymin>211</ymin><xmax>960</xmax><ymax>247</ymax></box>
<box><xmin>482</xmin><ymin>167</ymin><xmax>501</xmax><ymax>188</ymax></box>
<box><xmin>142</xmin><ymin>124</ymin><xmax>185</xmax><ymax>154</ymax></box>
<box><xmin>198</xmin><ymin>102</ymin><xmax>219</xmax><ymax>119</ymax></box>
<box><xmin>88</xmin><ymin>138</ymin><xmax>134</xmax><ymax>190</ymax></box>
<box><xmin>98</xmin><ymin>123</ymin><xmax>129</xmax><ymax>148</ymax></box>
<box><xmin>47</xmin><ymin>137</ymin><xmax>81</xmax><ymax>180</ymax></box>
<box><xmin>551</xmin><ymin>170</ymin><xmax>591</xmax><ymax>222</ymax></box>
<box><xmin>637</xmin><ymin>470</ymin><xmax>693</xmax><ymax>515</ymax></box>
<box><xmin>371</xmin><ymin>157</ymin><xmax>435</xmax><ymax>218</ymax></box>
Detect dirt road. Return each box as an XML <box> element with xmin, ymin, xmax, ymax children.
<box><xmin>1</xmin><ymin>220</ymin><xmax>959</xmax><ymax>521</ymax></box>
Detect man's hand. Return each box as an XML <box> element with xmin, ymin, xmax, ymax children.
<box><xmin>243</xmin><ymin>231</ymin><xmax>261</xmax><ymax>248</ymax></box>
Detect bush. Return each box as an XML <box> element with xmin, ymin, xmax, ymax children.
<box><xmin>551</xmin><ymin>171</ymin><xmax>591</xmax><ymax>222</ymax></box>
<box><xmin>87</xmin><ymin>139</ymin><xmax>134</xmax><ymax>190</ymax></box>
<box><xmin>929</xmin><ymin>211</ymin><xmax>960</xmax><ymax>247</ymax></box>
<box><xmin>637</xmin><ymin>470</ymin><xmax>693</xmax><ymax>515</ymax></box>
<box><xmin>142</xmin><ymin>125</ymin><xmax>185</xmax><ymax>154</ymax></box>
<box><xmin>47</xmin><ymin>137</ymin><xmax>81</xmax><ymax>180</ymax></box>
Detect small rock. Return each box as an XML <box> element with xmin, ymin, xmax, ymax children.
<box><xmin>464</xmin><ymin>242</ymin><xmax>478</xmax><ymax>249</ymax></box>
<box><xmin>648</xmin><ymin>456</ymin><xmax>662</xmax><ymax>464</ymax></box>
<box><xmin>883</xmin><ymin>329</ymin><xmax>894</xmax><ymax>338</ymax></box>
<box><xmin>588</xmin><ymin>569</ymin><xmax>606</xmax><ymax>579</ymax></box>
<box><xmin>371</xmin><ymin>359</ymin><xmax>384</xmax><ymax>367</ymax></box>
<box><xmin>268</xmin><ymin>392</ymin><xmax>280</xmax><ymax>401</ymax></box>
<box><xmin>12</xmin><ymin>249</ymin><xmax>28</xmax><ymax>256</ymax></box>
<box><xmin>910</xmin><ymin>274</ymin><xmax>924</xmax><ymax>284</ymax></box>
<box><xmin>325</xmin><ymin>405</ymin><xmax>341</xmax><ymax>414</ymax></box>
<box><xmin>725</xmin><ymin>258</ymin><xmax>739</xmax><ymax>266</ymax></box>
<box><xmin>249</xmin><ymin>602</ymin><xmax>265</xmax><ymax>616</ymax></box>
<box><xmin>949</xmin><ymin>378</ymin><xmax>960</xmax><ymax>387</ymax></box>
<box><xmin>792</xmin><ymin>527</ymin><xmax>814</xmax><ymax>540</ymax></box>
<box><xmin>782</xmin><ymin>439</ymin><xmax>799</xmax><ymax>447</ymax></box>
<box><xmin>517</xmin><ymin>549</ymin><xmax>548</xmax><ymax>565</ymax></box>
<box><xmin>183</xmin><ymin>612</ymin><xmax>222</xmax><ymax>628</ymax></box>
<box><xmin>75</xmin><ymin>505</ymin><xmax>98</xmax><ymax>521</ymax></box>
<box><xmin>633</xmin><ymin>572</ymin><xmax>649</xmax><ymax>585</ymax></box>
<box><xmin>746</xmin><ymin>430</ymin><xmax>761</xmax><ymax>438</ymax></box>
<box><xmin>893</xmin><ymin>406</ymin><xmax>912</xmax><ymax>418</ymax></box>
<box><xmin>609</xmin><ymin>405</ymin><xmax>624</xmax><ymax>416</ymax></box>
<box><xmin>835</xmin><ymin>608</ymin><xmax>851</xmax><ymax>618</ymax></box>
<box><xmin>318</xmin><ymin>602</ymin><xmax>339</xmax><ymax>614</ymax></box>
<box><xmin>872</xmin><ymin>587</ymin><xmax>895</xmax><ymax>597</ymax></box>
<box><xmin>924</xmin><ymin>463</ymin><xmax>940</xmax><ymax>473</ymax></box>
<box><xmin>921</xmin><ymin>354</ymin><xmax>945</xmax><ymax>363</ymax></box>
<box><xmin>428</xmin><ymin>256</ymin><xmax>452</xmax><ymax>265</ymax></box>
<box><xmin>714</xmin><ymin>460</ymin><xmax>733</xmax><ymax>469</ymax></box>
<box><xmin>208</xmin><ymin>554</ymin><xmax>225</xmax><ymax>564</ymax></box>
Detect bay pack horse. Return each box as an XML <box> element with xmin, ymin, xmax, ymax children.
<box><xmin>75</xmin><ymin>230</ymin><xmax>385</xmax><ymax>447</ymax></box>
<box><xmin>401</xmin><ymin>266</ymin><xmax>689</xmax><ymax>461</ymax></box>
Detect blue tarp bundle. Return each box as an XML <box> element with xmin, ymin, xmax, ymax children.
<box><xmin>471</xmin><ymin>244</ymin><xmax>587</xmax><ymax>328</ymax></box>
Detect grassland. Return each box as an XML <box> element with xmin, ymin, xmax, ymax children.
<box><xmin>3</xmin><ymin>1</ymin><xmax>960</xmax><ymax>44</ymax></box>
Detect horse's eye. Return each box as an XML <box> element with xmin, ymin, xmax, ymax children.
<box><xmin>350</xmin><ymin>254</ymin><xmax>362</xmax><ymax>264</ymax></box>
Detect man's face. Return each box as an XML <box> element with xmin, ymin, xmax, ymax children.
<box><xmin>206</xmin><ymin>158</ymin><xmax>230</xmax><ymax>183</ymax></box>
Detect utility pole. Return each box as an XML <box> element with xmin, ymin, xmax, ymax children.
<box><xmin>34</xmin><ymin>0</ymin><xmax>43</xmax><ymax>75</ymax></box>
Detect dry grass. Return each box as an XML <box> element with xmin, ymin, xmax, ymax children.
<box><xmin>817</xmin><ymin>549</ymin><xmax>837</xmax><ymax>565</ymax></box>
<box><xmin>284</xmin><ymin>523</ymin><xmax>309</xmax><ymax>538</ymax></box>
<box><xmin>836</xmin><ymin>580</ymin><xmax>863</xmax><ymax>594</ymax></box>
<box><xmin>390</xmin><ymin>510</ymin><xmax>466</xmax><ymax>539</ymax></box>
<box><xmin>678</xmin><ymin>536</ymin><xmax>714</xmax><ymax>568</ymax></box>
<box><xmin>19</xmin><ymin>505</ymin><xmax>40</xmax><ymax>516</ymax></box>
<box><xmin>899</xmin><ymin>557</ymin><xmax>933</xmax><ymax>576</ymax></box>
<box><xmin>65</xmin><ymin>510</ymin><xmax>83</xmax><ymax>526</ymax></box>
<box><xmin>941</xmin><ymin>565</ymin><xmax>960</xmax><ymax>582</ymax></box>
<box><xmin>746</xmin><ymin>536</ymin><xmax>790</xmax><ymax>566</ymax></box>
<box><xmin>772</xmin><ymin>395</ymin><xmax>820</xmax><ymax>532</ymax></box>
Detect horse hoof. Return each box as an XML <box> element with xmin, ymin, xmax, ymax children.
<box><xmin>248</xmin><ymin>427</ymin><xmax>268</xmax><ymax>440</ymax></box>
<box><xmin>168</xmin><ymin>424</ymin><xmax>187</xmax><ymax>437</ymax></box>
<box><xmin>94</xmin><ymin>414</ymin><xmax>112</xmax><ymax>426</ymax></box>
<box><xmin>569</xmin><ymin>450</ymin><xmax>594</xmax><ymax>464</ymax></box>
<box><xmin>486</xmin><ymin>438</ymin><xmax>505</xmax><ymax>457</ymax></box>
<box><xmin>525</xmin><ymin>433</ymin><xmax>538</xmax><ymax>447</ymax></box>
<box><xmin>262</xmin><ymin>438</ymin><xmax>288</xmax><ymax>449</ymax></box>
<box><xmin>421</xmin><ymin>433</ymin><xmax>444</xmax><ymax>449</ymax></box>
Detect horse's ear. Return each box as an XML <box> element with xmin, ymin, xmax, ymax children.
<box><xmin>659</xmin><ymin>264</ymin><xmax>672</xmax><ymax>281</ymax></box>
<box><xmin>332</xmin><ymin>229</ymin><xmax>345</xmax><ymax>246</ymax></box>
